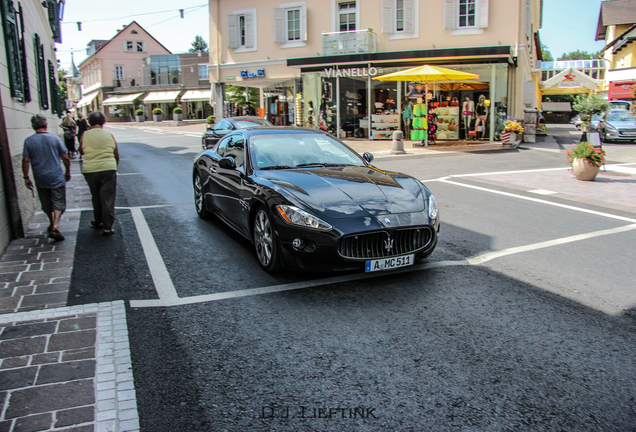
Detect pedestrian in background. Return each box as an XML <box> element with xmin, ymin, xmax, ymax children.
<box><xmin>60</xmin><ymin>112</ymin><xmax>77</xmax><ymax>159</ymax></box>
<box><xmin>76</xmin><ymin>113</ymin><xmax>89</xmax><ymax>160</ymax></box>
<box><xmin>22</xmin><ymin>114</ymin><xmax>71</xmax><ymax>241</ymax></box>
<box><xmin>79</xmin><ymin>111</ymin><xmax>119</xmax><ymax>236</ymax></box>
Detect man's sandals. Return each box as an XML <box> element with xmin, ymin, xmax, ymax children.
<box><xmin>48</xmin><ymin>227</ymin><xmax>65</xmax><ymax>241</ymax></box>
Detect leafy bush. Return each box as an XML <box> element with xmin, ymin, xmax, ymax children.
<box><xmin>206</xmin><ymin>115</ymin><xmax>215</xmax><ymax>124</ymax></box>
<box><xmin>173</xmin><ymin>107</ymin><xmax>183</xmax><ymax>114</ymax></box>
<box><xmin>572</xmin><ymin>94</ymin><xmax>609</xmax><ymax>116</ymax></box>
<box><xmin>152</xmin><ymin>108</ymin><xmax>163</xmax><ymax>115</ymax></box>
<box><xmin>566</xmin><ymin>141</ymin><xmax>605</xmax><ymax>167</ymax></box>
<box><xmin>135</xmin><ymin>109</ymin><xmax>144</xmax><ymax>116</ymax></box>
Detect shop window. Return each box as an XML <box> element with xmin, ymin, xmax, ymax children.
<box><xmin>227</xmin><ymin>8</ymin><xmax>256</xmax><ymax>51</ymax></box>
<box><xmin>274</xmin><ymin>2</ymin><xmax>307</xmax><ymax>46</ymax></box>
<box><xmin>382</xmin><ymin>0</ymin><xmax>416</xmax><ymax>38</ymax></box>
<box><xmin>339</xmin><ymin>1</ymin><xmax>356</xmax><ymax>31</ymax></box>
<box><xmin>33</xmin><ymin>33</ymin><xmax>49</xmax><ymax>110</ymax></box>
<box><xmin>444</xmin><ymin>0</ymin><xmax>488</xmax><ymax>35</ymax></box>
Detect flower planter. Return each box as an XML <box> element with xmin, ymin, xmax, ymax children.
<box><xmin>152</xmin><ymin>114</ymin><xmax>162</xmax><ymax>122</ymax></box>
<box><xmin>173</xmin><ymin>113</ymin><xmax>183</xmax><ymax>122</ymax></box>
<box><xmin>502</xmin><ymin>131</ymin><xmax>517</xmax><ymax>144</ymax></box>
<box><xmin>572</xmin><ymin>158</ymin><xmax>600</xmax><ymax>181</ymax></box>
<box><xmin>135</xmin><ymin>115</ymin><xmax>144</xmax><ymax>123</ymax></box>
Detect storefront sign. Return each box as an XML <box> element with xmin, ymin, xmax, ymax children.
<box><xmin>322</xmin><ymin>67</ymin><xmax>384</xmax><ymax>78</ymax></box>
<box><xmin>608</xmin><ymin>81</ymin><xmax>635</xmax><ymax>99</ymax></box>
<box><xmin>558</xmin><ymin>81</ymin><xmax>582</xmax><ymax>88</ymax></box>
<box><xmin>240</xmin><ymin>69</ymin><xmax>266</xmax><ymax>78</ymax></box>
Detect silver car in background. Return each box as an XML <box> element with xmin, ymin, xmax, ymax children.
<box><xmin>598</xmin><ymin>109</ymin><xmax>636</xmax><ymax>143</ymax></box>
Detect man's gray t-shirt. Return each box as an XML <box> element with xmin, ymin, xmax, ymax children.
<box><xmin>23</xmin><ymin>132</ymin><xmax>67</xmax><ymax>189</ymax></box>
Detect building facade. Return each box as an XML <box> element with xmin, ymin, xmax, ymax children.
<box><xmin>0</xmin><ymin>0</ymin><xmax>64</xmax><ymax>253</ymax></box>
<box><xmin>208</xmin><ymin>0</ymin><xmax>542</xmax><ymax>141</ymax></box>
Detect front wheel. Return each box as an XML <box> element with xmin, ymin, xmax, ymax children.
<box><xmin>600</xmin><ymin>130</ymin><xmax>609</xmax><ymax>143</ymax></box>
<box><xmin>194</xmin><ymin>173</ymin><xmax>212</xmax><ymax>219</ymax></box>
<box><xmin>253</xmin><ymin>206</ymin><xmax>280</xmax><ymax>272</ymax></box>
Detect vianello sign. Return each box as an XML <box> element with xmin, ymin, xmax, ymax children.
<box><xmin>322</xmin><ymin>67</ymin><xmax>384</xmax><ymax>78</ymax></box>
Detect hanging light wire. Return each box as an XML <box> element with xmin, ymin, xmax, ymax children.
<box><xmin>60</xmin><ymin>4</ymin><xmax>206</xmax><ymax>25</ymax></box>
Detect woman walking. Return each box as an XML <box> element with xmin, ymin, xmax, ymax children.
<box><xmin>78</xmin><ymin>111</ymin><xmax>119</xmax><ymax>236</ymax></box>
<box><xmin>61</xmin><ymin>113</ymin><xmax>77</xmax><ymax>158</ymax></box>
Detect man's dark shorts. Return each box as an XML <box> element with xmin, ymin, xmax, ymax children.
<box><xmin>36</xmin><ymin>186</ymin><xmax>66</xmax><ymax>214</ymax></box>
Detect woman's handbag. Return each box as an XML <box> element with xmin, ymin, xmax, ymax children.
<box><xmin>64</xmin><ymin>128</ymin><xmax>75</xmax><ymax>140</ymax></box>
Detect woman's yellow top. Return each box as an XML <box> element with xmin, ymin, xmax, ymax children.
<box><xmin>82</xmin><ymin>128</ymin><xmax>117</xmax><ymax>173</ymax></box>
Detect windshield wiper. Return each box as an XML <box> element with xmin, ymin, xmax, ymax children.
<box><xmin>260</xmin><ymin>165</ymin><xmax>292</xmax><ymax>170</ymax></box>
<box><xmin>296</xmin><ymin>163</ymin><xmax>327</xmax><ymax>167</ymax></box>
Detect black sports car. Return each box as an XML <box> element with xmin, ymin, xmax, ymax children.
<box><xmin>202</xmin><ymin>116</ymin><xmax>272</xmax><ymax>149</ymax></box>
<box><xmin>193</xmin><ymin>127</ymin><xmax>440</xmax><ymax>272</ymax></box>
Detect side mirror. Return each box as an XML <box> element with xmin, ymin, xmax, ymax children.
<box><xmin>362</xmin><ymin>152</ymin><xmax>374</xmax><ymax>163</ymax></box>
<box><xmin>219</xmin><ymin>157</ymin><xmax>236</xmax><ymax>169</ymax></box>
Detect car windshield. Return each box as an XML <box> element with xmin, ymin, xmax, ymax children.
<box><xmin>592</xmin><ymin>114</ymin><xmax>603</xmax><ymax>121</ymax></box>
<box><xmin>249</xmin><ymin>133</ymin><xmax>365</xmax><ymax>170</ymax></box>
<box><xmin>234</xmin><ymin>119</ymin><xmax>272</xmax><ymax>129</ymax></box>
<box><xmin>607</xmin><ymin>112</ymin><xmax>635</xmax><ymax>122</ymax></box>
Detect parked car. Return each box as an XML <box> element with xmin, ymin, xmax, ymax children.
<box><xmin>608</xmin><ymin>100</ymin><xmax>632</xmax><ymax>111</ymax></box>
<box><xmin>193</xmin><ymin>127</ymin><xmax>440</xmax><ymax>272</ymax></box>
<box><xmin>202</xmin><ymin>116</ymin><xmax>272</xmax><ymax>149</ymax></box>
<box><xmin>598</xmin><ymin>109</ymin><xmax>636</xmax><ymax>143</ymax></box>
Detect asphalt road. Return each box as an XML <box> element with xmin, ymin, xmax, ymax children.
<box><xmin>68</xmin><ymin>125</ymin><xmax>636</xmax><ymax>431</ymax></box>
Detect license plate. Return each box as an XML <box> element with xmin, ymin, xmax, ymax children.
<box><xmin>365</xmin><ymin>254</ymin><xmax>414</xmax><ymax>272</ymax></box>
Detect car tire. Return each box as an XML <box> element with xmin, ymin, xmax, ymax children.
<box><xmin>194</xmin><ymin>172</ymin><xmax>212</xmax><ymax>219</ymax></box>
<box><xmin>601</xmin><ymin>130</ymin><xmax>609</xmax><ymax>143</ymax></box>
<box><xmin>253</xmin><ymin>206</ymin><xmax>280</xmax><ymax>272</ymax></box>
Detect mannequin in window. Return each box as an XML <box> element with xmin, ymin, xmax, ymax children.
<box><xmin>495</xmin><ymin>95</ymin><xmax>507</xmax><ymax>140</ymax></box>
<box><xmin>462</xmin><ymin>96</ymin><xmax>474</xmax><ymax>136</ymax></box>
<box><xmin>307</xmin><ymin>101</ymin><xmax>315</xmax><ymax>127</ymax></box>
<box><xmin>474</xmin><ymin>95</ymin><xmax>488</xmax><ymax>140</ymax></box>
<box><xmin>402</xmin><ymin>98</ymin><xmax>414</xmax><ymax>137</ymax></box>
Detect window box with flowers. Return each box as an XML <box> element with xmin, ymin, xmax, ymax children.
<box><xmin>501</xmin><ymin>118</ymin><xmax>524</xmax><ymax>145</ymax></box>
<box><xmin>566</xmin><ymin>141</ymin><xmax>605</xmax><ymax>181</ymax></box>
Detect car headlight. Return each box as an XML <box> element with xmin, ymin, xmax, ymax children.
<box><xmin>605</xmin><ymin>123</ymin><xmax>617</xmax><ymax>131</ymax></box>
<box><xmin>428</xmin><ymin>194</ymin><xmax>438</xmax><ymax>220</ymax></box>
<box><xmin>276</xmin><ymin>205</ymin><xmax>332</xmax><ymax>231</ymax></box>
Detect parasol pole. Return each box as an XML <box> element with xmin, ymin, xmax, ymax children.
<box><xmin>423</xmin><ymin>83</ymin><xmax>428</xmax><ymax>146</ymax></box>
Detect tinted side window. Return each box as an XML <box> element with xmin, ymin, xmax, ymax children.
<box><xmin>225</xmin><ymin>136</ymin><xmax>245</xmax><ymax>168</ymax></box>
<box><xmin>214</xmin><ymin>120</ymin><xmax>231</xmax><ymax>130</ymax></box>
<box><xmin>216</xmin><ymin>136</ymin><xmax>232</xmax><ymax>157</ymax></box>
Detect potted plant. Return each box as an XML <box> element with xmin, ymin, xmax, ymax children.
<box><xmin>566</xmin><ymin>141</ymin><xmax>605</xmax><ymax>181</ymax></box>
<box><xmin>135</xmin><ymin>109</ymin><xmax>144</xmax><ymax>123</ymax></box>
<box><xmin>501</xmin><ymin>117</ymin><xmax>524</xmax><ymax>144</ymax></box>
<box><xmin>206</xmin><ymin>115</ymin><xmax>215</xmax><ymax>131</ymax></box>
<box><xmin>173</xmin><ymin>107</ymin><xmax>183</xmax><ymax>122</ymax></box>
<box><xmin>152</xmin><ymin>108</ymin><xmax>163</xmax><ymax>122</ymax></box>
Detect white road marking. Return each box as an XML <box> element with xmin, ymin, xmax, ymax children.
<box><xmin>529</xmin><ymin>189</ymin><xmax>557</xmax><ymax>195</ymax></box>
<box><xmin>130</xmin><ymin>207</ymin><xmax>179</xmax><ymax>302</ymax></box>
<box><xmin>439</xmin><ymin>179</ymin><xmax>636</xmax><ymax>224</ymax></box>
<box><xmin>467</xmin><ymin>224</ymin><xmax>636</xmax><ymax>265</ymax></box>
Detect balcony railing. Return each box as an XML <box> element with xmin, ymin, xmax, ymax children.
<box><xmin>321</xmin><ymin>29</ymin><xmax>377</xmax><ymax>56</ymax></box>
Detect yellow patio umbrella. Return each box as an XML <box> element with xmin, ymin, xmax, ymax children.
<box><xmin>374</xmin><ymin>65</ymin><xmax>480</xmax><ymax>145</ymax></box>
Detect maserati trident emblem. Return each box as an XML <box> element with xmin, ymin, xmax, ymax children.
<box><xmin>384</xmin><ymin>218</ymin><xmax>391</xmax><ymax>224</ymax></box>
<box><xmin>384</xmin><ymin>235</ymin><xmax>394</xmax><ymax>252</ymax></box>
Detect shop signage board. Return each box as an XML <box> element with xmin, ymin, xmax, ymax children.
<box><xmin>240</xmin><ymin>69</ymin><xmax>266</xmax><ymax>78</ymax></box>
<box><xmin>608</xmin><ymin>81</ymin><xmax>635</xmax><ymax>99</ymax></box>
<box><xmin>322</xmin><ymin>67</ymin><xmax>384</xmax><ymax>78</ymax></box>
<box><xmin>558</xmin><ymin>81</ymin><xmax>582</xmax><ymax>88</ymax></box>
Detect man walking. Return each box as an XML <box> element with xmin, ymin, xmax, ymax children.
<box><xmin>22</xmin><ymin>114</ymin><xmax>71</xmax><ymax>241</ymax></box>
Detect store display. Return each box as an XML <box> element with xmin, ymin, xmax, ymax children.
<box><xmin>370</xmin><ymin>114</ymin><xmax>400</xmax><ymax>140</ymax></box>
<box><xmin>429</xmin><ymin>105</ymin><xmax>459</xmax><ymax>140</ymax></box>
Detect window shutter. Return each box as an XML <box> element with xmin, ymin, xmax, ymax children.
<box><xmin>227</xmin><ymin>14</ymin><xmax>239</xmax><ymax>49</ymax></box>
<box><xmin>274</xmin><ymin>8</ymin><xmax>285</xmax><ymax>43</ymax></box>
<box><xmin>48</xmin><ymin>60</ymin><xmax>60</xmax><ymax>115</ymax></box>
<box><xmin>123</xmin><ymin>40</ymin><xmax>128</xmax><ymax>51</ymax></box>
<box><xmin>301</xmin><ymin>4</ymin><xmax>307</xmax><ymax>41</ymax></box>
<box><xmin>523</xmin><ymin>80</ymin><xmax>535</xmax><ymax>107</ymax></box>
<box><xmin>477</xmin><ymin>0</ymin><xmax>489</xmax><ymax>28</ymax></box>
<box><xmin>381</xmin><ymin>0</ymin><xmax>393</xmax><ymax>34</ymax></box>
<box><xmin>47</xmin><ymin>0</ymin><xmax>61</xmax><ymax>43</ymax></box>
<box><xmin>34</xmin><ymin>33</ymin><xmax>49</xmax><ymax>110</ymax></box>
<box><xmin>443</xmin><ymin>0</ymin><xmax>456</xmax><ymax>30</ymax></box>
<box><xmin>18</xmin><ymin>2</ymin><xmax>31</xmax><ymax>102</ymax></box>
<box><xmin>244</xmin><ymin>11</ymin><xmax>254</xmax><ymax>48</ymax></box>
<box><xmin>404</xmin><ymin>0</ymin><xmax>415</xmax><ymax>34</ymax></box>
<box><xmin>525</xmin><ymin>0</ymin><xmax>531</xmax><ymax>40</ymax></box>
<box><xmin>142</xmin><ymin>41</ymin><xmax>147</xmax><ymax>52</ymax></box>
<box><xmin>1</xmin><ymin>0</ymin><xmax>25</xmax><ymax>101</ymax></box>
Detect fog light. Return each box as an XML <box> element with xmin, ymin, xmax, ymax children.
<box><xmin>292</xmin><ymin>238</ymin><xmax>304</xmax><ymax>250</ymax></box>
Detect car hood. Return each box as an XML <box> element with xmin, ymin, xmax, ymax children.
<box><xmin>606</xmin><ymin>121</ymin><xmax>636</xmax><ymax>129</ymax></box>
<box><xmin>259</xmin><ymin>166</ymin><xmax>425</xmax><ymax>219</ymax></box>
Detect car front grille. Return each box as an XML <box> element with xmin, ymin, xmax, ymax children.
<box><xmin>337</xmin><ymin>227</ymin><xmax>434</xmax><ymax>260</ymax></box>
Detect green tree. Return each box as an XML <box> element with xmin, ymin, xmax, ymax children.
<box><xmin>57</xmin><ymin>69</ymin><xmax>68</xmax><ymax>114</ymax></box>
<box><xmin>188</xmin><ymin>35</ymin><xmax>209</xmax><ymax>54</ymax></box>
<box><xmin>541</xmin><ymin>43</ymin><xmax>554</xmax><ymax>61</ymax></box>
<box><xmin>557</xmin><ymin>50</ymin><xmax>601</xmax><ymax>60</ymax></box>
<box><xmin>572</xmin><ymin>93</ymin><xmax>609</xmax><ymax>117</ymax></box>
<box><xmin>225</xmin><ymin>85</ymin><xmax>260</xmax><ymax>109</ymax></box>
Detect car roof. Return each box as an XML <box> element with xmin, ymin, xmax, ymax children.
<box><xmin>225</xmin><ymin>116</ymin><xmax>267</xmax><ymax>121</ymax></box>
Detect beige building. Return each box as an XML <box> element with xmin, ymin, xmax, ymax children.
<box><xmin>1</xmin><ymin>0</ymin><xmax>65</xmax><ymax>252</ymax></box>
<box><xmin>75</xmin><ymin>21</ymin><xmax>172</xmax><ymax>119</ymax></box>
<box><xmin>209</xmin><ymin>0</ymin><xmax>542</xmax><ymax>141</ymax></box>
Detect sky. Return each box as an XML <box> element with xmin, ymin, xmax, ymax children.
<box><xmin>540</xmin><ymin>0</ymin><xmax>607</xmax><ymax>59</ymax></box>
<box><xmin>56</xmin><ymin>0</ymin><xmax>609</xmax><ymax>73</ymax></box>
<box><xmin>56</xmin><ymin>0</ymin><xmax>210</xmax><ymax>72</ymax></box>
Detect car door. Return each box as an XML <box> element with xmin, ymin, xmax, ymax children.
<box><xmin>198</xmin><ymin>135</ymin><xmax>232</xmax><ymax>212</ymax></box>
<box><xmin>215</xmin><ymin>134</ymin><xmax>249</xmax><ymax>233</ymax></box>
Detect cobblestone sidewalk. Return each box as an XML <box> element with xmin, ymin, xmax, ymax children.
<box><xmin>0</xmin><ymin>161</ymin><xmax>140</xmax><ymax>432</ymax></box>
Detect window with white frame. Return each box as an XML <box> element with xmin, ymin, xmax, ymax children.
<box><xmin>198</xmin><ymin>64</ymin><xmax>209</xmax><ymax>80</ymax></box>
<box><xmin>274</xmin><ymin>2</ymin><xmax>307</xmax><ymax>46</ymax></box>
<box><xmin>228</xmin><ymin>8</ymin><xmax>256</xmax><ymax>51</ymax></box>
<box><xmin>115</xmin><ymin>65</ymin><xmax>124</xmax><ymax>80</ymax></box>
<box><xmin>444</xmin><ymin>0</ymin><xmax>488</xmax><ymax>34</ymax></box>
<box><xmin>381</xmin><ymin>0</ymin><xmax>416</xmax><ymax>37</ymax></box>
<box><xmin>339</xmin><ymin>1</ymin><xmax>356</xmax><ymax>31</ymax></box>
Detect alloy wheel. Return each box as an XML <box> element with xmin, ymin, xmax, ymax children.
<box><xmin>254</xmin><ymin>209</ymin><xmax>274</xmax><ymax>267</ymax></box>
